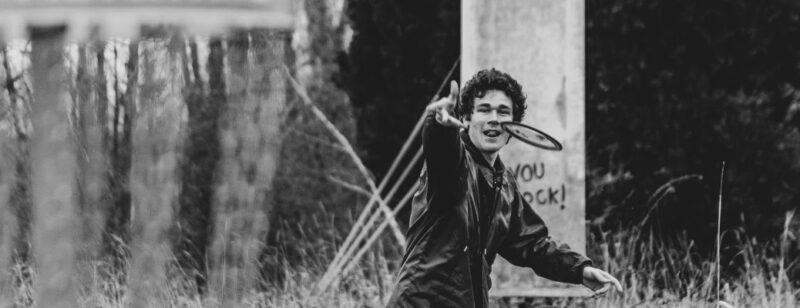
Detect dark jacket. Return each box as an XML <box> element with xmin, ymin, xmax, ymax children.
<box><xmin>385</xmin><ymin>113</ymin><xmax>591</xmax><ymax>308</ymax></box>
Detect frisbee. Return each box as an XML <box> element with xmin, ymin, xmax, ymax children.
<box><xmin>501</xmin><ymin>122</ymin><xmax>563</xmax><ymax>151</ymax></box>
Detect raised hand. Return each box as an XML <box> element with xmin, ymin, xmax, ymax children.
<box><xmin>426</xmin><ymin>80</ymin><xmax>464</xmax><ymax>128</ymax></box>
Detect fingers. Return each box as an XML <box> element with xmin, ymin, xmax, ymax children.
<box><xmin>583</xmin><ymin>267</ymin><xmax>624</xmax><ymax>296</ymax></box>
<box><xmin>426</xmin><ymin>86</ymin><xmax>456</xmax><ymax>112</ymax></box>
<box><xmin>428</xmin><ymin>80</ymin><xmax>458</xmax><ymax>108</ymax></box>
<box><xmin>426</xmin><ymin>98</ymin><xmax>453</xmax><ymax>112</ymax></box>
<box><xmin>449</xmin><ymin>80</ymin><xmax>459</xmax><ymax>102</ymax></box>
<box><xmin>596</xmin><ymin>270</ymin><xmax>623</xmax><ymax>293</ymax></box>
<box><xmin>426</xmin><ymin>80</ymin><xmax>463</xmax><ymax>128</ymax></box>
<box><xmin>593</xmin><ymin>283</ymin><xmax>611</xmax><ymax>296</ymax></box>
<box><xmin>428</xmin><ymin>101</ymin><xmax>461</xmax><ymax>128</ymax></box>
<box><xmin>439</xmin><ymin>109</ymin><xmax>464</xmax><ymax>128</ymax></box>
<box><xmin>609</xmin><ymin>275</ymin><xmax>623</xmax><ymax>293</ymax></box>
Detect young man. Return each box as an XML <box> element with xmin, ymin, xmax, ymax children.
<box><xmin>385</xmin><ymin>69</ymin><xmax>622</xmax><ymax>307</ymax></box>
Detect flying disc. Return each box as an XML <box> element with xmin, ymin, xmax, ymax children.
<box><xmin>501</xmin><ymin>122</ymin><xmax>563</xmax><ymax>151</ymax></box>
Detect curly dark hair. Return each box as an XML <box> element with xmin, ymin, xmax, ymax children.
<box><xmin>455</xmin><ymin>68</ymin><xmax>527</xmax><ymax>122</ymax></box>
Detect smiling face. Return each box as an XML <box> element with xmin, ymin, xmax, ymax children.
<box><xmin>465</xmin><ymin>90</ymin><xmax>514</xmax><ymax>162</ymax></box>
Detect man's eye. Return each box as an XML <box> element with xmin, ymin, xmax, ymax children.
<box><xmin>477</xmin><ymin>108</ymin><xmax>490</xmax><ymax>113</ymax></box>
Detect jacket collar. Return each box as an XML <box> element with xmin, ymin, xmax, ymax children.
<box><xmin>460</xmin><ymin>129</ymin><xmax>506</xmax><ymax>177</ymax></box>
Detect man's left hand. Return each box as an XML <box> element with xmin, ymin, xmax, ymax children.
<box><xmin>582</xmin><ymin>266</ymin><xmax>623</xmax><ymax>296</ymax></box>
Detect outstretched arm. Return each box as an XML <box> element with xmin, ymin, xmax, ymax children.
<box><xmin>422</xmin><ymin>81</ymin><xmax>465</xmax><ymax>192</ymax></box>
<box><xmin>499</xmin><ymin>186</ymin><xmax>623</xmax><ymax>294</ymax></box>
<box><xmin>497</xmin><ymin>192</ymin><xmax>592</xmax><ymax>284</ymax></box>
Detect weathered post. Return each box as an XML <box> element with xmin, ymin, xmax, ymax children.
<box><xmin>29</xmin><ymin>25</ymin><xmax>80</xmax><ymax>308</ymax></box>
<box><xmin>126</xmin><ymin>28</ymin><xmax>183</xmax><ymax>307</ymax></box>
<box><xmin>208</xmin><ymin>29</ymin><xmax>288</xmax><ymax>306</ymax></box>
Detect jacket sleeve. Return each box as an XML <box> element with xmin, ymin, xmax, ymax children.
<box><xmin>497</xmin><ymin>187</ymin><xmax>592</xmax><ymax>284</ymax></box>
<box><xmin>421</xmin><ymin>110</ymin><xmax>464</xmax><ymax>198</ymax></box>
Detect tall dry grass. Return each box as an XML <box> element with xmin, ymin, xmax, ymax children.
<box><xmin>0</xmin><ymin>205</ymin><xmax>795</xmax><ymax>307</ymax></box>
<box><xmin>579</xmin><ymin>221</ymin><xmax>798</xmax><ymax>308</ymax></box>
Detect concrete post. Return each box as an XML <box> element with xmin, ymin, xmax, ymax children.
<box><xmin>462</xmin><ymin>0</ymin><xmax>589</xmax><ymax>297</ymax></box>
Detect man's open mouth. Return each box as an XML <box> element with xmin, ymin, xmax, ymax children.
<box><xmin>483</xmin><ymin>129</ymin><xmax>501</xmax><ymax>137</ymax></box>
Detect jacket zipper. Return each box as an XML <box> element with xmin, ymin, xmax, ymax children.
<box><xmin>483</xmin><ymin>172</ymin><xmax>503</xmax><ymax>253</ymax></box>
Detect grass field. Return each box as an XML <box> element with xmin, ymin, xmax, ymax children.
<box><xmin>261</xmin><ymin>217</ymin><xmax>798</xmax><ymax>308</ymax></box>
<box><xmin>0</xmin><ymin>211</ymin><xmax>796</xmax><ymax>308</ymax></box>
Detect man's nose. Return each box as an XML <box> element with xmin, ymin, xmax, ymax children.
<box><xmin>487</xmin><ymin>110</ymin><xmax>502</xmax><ymax>124</ymax></box>
<box><xmin>488</xmin><ymin>110</ymin><xmax>499</xmax><ymax>121</ymax></box>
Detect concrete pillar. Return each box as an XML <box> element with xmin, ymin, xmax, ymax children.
<box><xmin>462</xmin><ymin>0</ymin><xmax>589</xmax><ymax>297</ymax></box>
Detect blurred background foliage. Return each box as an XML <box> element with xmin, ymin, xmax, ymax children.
<box><xmin>0</xmin><ymin>0</ymin><xmax>798</xmax><ymax>304</ymax></box>
<box><xmin>584</xmin><ymin>0</ymin><xmax>800</xmax><ymax>251</ymax></box>
<box><xmin>340</xmin><ymin>0</ymin><xmax>460</xmax><ymax>186</ymax></box>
